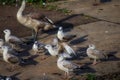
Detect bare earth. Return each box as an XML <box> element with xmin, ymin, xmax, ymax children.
<box><xmin>0</xmin><ymin>0</ymin><xmax>120</xmax><ymax>80</ymax></box>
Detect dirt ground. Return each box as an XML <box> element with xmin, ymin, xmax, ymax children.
<box><xmin>0</xmin><ymin>1</ymin><xmax>120</xmax><ymax>80</ymax></box>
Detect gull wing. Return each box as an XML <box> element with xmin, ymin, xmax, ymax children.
<box><xmin>62</xmin><ymin>60</ymin><xmax>78</xmax><ymax>70</ymax></box>
<box><xmin>8</xmin><ymin>56</ymin><xmax>19</xmax><ymax>64</ymax></box>
<box><xmin>91</xmin><ymin>49</ymin><xmax>106</xmax><ymax>59</ymax></box>
<box><xmin>61</xmin><ymin>53</ymin><xmax>72</xmax><ymax>58</ymax></box>
<box><xmin>26</xmin><ymin>12</ymin><xmax>45</xmax><ymax>20</ymax></box>
<box><xmin>27</xmin><ymin>13</ymin><xmax>54</xmax><ymax>24</ymax></box>
<box><xmin>52</xmin><ymin>38</ymin><xmax>58</xmax><ymax>46</ymax></box>
<box><xmin>9</xmin><ymin>36</ymin><xmax>23</xmax><ymax>44</ymax></box>
<box><xmin>63</xmin><ymin>43</ymin><xmax>76</xmax><ymax>56</ymax></box>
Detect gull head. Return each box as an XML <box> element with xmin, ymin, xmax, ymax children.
<box><xmin>34</xmin><ymin>41</ymin><xmax>45</xmax><ymax>47</ymax></box>
<box><xmin>3</xmin><ymin>29</ymin><xmax>11</xmax><ymax>35</ymax></box>
<box><xmin>44</xmin><ymin>44</ymin><xmax>52</xmax><ymax>50</ymax></box>
<box><xmin>59</xmin><ymin>27</ymin><xmax>63</xmax><ymax>31</ymax></box>
<box><xmin>34</xmin><ymin>41</ymin><xmax>38</xmax><ymax>45</ymax></box>
<box><xmin>89</xmin><ymin>44</ymin><xmax>95</xmax><ymax>49</ymax></box>
<box><xmin>6</xmin><ymin>77</ymin><xmax>12</xmax><ymax>80</ymax></box>
<box><xmin>52</xmin><ymin>37</ymin><xmax>58</xmax><ymax>45</ymax></box>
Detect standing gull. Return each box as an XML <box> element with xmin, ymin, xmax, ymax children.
<box><xmin>3</xmin><ymin>29</ymin><xmax>24</xmax><ymax>49</ymax></box>
<box><xmin>52</xmin><ymin>37</ymin><xmax>59</xmax><ymax>47</ymax></box>
<box><xmin>44</xmin><ymin>38</ymin><xmax>64</xmax><ymax>56</ymax></box>
<box><xmin>57</xmin><ymin>54</ymin><xmax>81</xmax><ymax>78</ymax></box>
<box><xmin>32</xmin><ymin>41</ymin><xmax>45</xmax><ymax>54</ymax></box>
<box><xmin>86</xmin><ymin>44</ymin><xmax>107</xmax><ymax>65</ymax></box>
<box><xmin>62</xmin><ymin>42</ymin><xmax>76</xmax><ymax>56</ymax></box>
<box><xmin>57</xmin><ymin>27</ymin><xmax>76</xmax><ymax>41</ymax></box>
<box><xmin>0</xmin><ymin>38</ymin><xmax>15</xmax><ymax>55</ymax></box>
<box><xmin>17</xmin><ymin>0</ymin><xmax>56</xmax><ymax>41</ymax></box>
<box><xmin>2</xmin><ymin>46</ymin><xmax>25</xmax><ymax>71</ymax></box>
<box><xmin>45</xmin><ymin>44</ymin><xmax>59</xmax><ymax>56</ymax></box>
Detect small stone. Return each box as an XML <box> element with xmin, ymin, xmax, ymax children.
<box><xmin>105</xmin><ymin>31</ymin><xmax>108</xmax><ymax>33</ymax></box>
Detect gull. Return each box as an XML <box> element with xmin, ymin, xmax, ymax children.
<box><xmin>57</xmin><ymin>27</ymin><xmax>76</xmax><ymax>41</ymax></box>
<box><xmin>44</xmin><ymin>44</ymin><xmax>59</xmax><ymax>56</ymax></box>
<box><xmin>44</xmin><ymin>44</ymin><xmax>73</xmax><ymax>58</ymax></box>
<box><xmin>62</xmin><ymin>42</ymin><xmax>76</xmax><ymax>56</ymax></box>
<box><xmin>44</xmin><ymin>38</ymin><xmax>64</xmax><ymax>56</ymax></box>
<box><xmin>57</xmin><ymin>54</ymin><xmax>81</xmax><ymax>78</ymax></box>
<box><xmin>86</xmin><ymin>44</ymin><xmax>107</xmax><ymax>65</ymax></box>
<box><xmin>52</xmin><ymin>37</ymin><xmax>63</xmax><ymax>51</ymax></box>
<box><xmin>32</xmin><ymin>41</ymin><xmax>45</xmax><ymax>54</ymax></box>
<box><xmin>3</xmin><ymin>29</ymin><xmax>24</xmax><ymax>49</ymax></box>
<box><xmin>5</xmin><ymin>76</ymin><xmax>12</xmax><ymax>80</ymax></box>
<box><xmin>52</xmin><ymin>37</ymin><xmax>59</xmax><ymax>47</ymax></box>
<box><xmin>0</xmin><ymin>75</ymin><xmax>12</xmax><ymax>80</ymax></box>
<box><xmin>2</xmin><ymin>46</ymin><xmax>25</xmax><ymax>71</ymax></box>
<box><xmin>17</xmin><ymin>0</ymin><xmax>56</xmax><ymax>41</ymax></box>
<box><xmin>0</xmin><ymin>38</ymin><xmax>15</xmax><ymax>55</ymax></box>
<box><xmin>45</xmin><ymin>38</ymin><xmax>76</xmax><ymax>57</ymax></box>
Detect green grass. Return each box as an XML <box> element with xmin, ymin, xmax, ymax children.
<box><xmin>0</xmin><ymin>0</ymin><xmax>72</xmax><ymax>15</ymax></box>
<box><xmin>86</xmin><ymin>73</ymin><xmax>96</xmax><ymax>80</ymax></box>
<box><xmin>57</xmin><ymin>8</ymin><xmax>72</xmax><ymax>14</ymax></box>
<box><xmin>46</xmin><ymin>4</ymin><xmax>72</xmax><ymax>14</ymax></box>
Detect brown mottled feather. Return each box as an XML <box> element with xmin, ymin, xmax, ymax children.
<box><xmin>8</xmin><ymin>56</ymin><xmax>19</xmax><ymax>64</ymax></box>
<box><xmin>91</xmin><ymin>49</ymin><xmax>106</xmax><ymax>59</ymax></box>
<box><xmin>26</xmin><ymin>12</ymin><xmax>45</xmax><ymax>20</ymax></box>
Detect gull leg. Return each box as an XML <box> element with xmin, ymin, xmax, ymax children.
<box><xmin>22</xmin><ymin>29</ymin><xmax>35</xmax><ymax>44</ymax></box>
<box><xmin>67</xmin><ymin>72</ymin><xmax>69</xmax><ymax>79</ymax></box>
<box><xmin>67</xmin><ymin>72</ymin><xmax>71</xmax><ymax>79</ymax></box>
<box><xmin>34</xmin><ymin>31</ymin><xmax>38</xmax><ymax>42</ymax></box>
<box><xmin>64</xmin><ymin>72</ymin><xmax>67</xmax><ymax>79</ymax></box>
<box><xmin>32</xmin><ymin>29</ymin><xmax>36</xmax><ymax>39</ymax></box>
<box><xmin>10</xmin><ymin>44</ymin><xmax>14</xmax><ymax>49</ymax></box>
<box><xmin>92</xmin><ymin>59</ymin><xmax>97</xmax><ymax>65</ymax></box>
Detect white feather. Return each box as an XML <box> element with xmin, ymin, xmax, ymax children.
<box><xmin>3</xmin><ymin>29</ymin><xmax>22</xmax><ymax>43</ymax></box>
<box><xmin>62</xmin><ymin>43</ymin><xmax>76</xmax><ymax>56</ymax></box>
<box><xmin>9</xmin><ymin>36</ymin><xmax>22</xmax><ymax>43</ymax></box>
<box><xmin>32</xmin><ymin>41</ymin><xmax>45</xmax><ymax>54</ymax></box>
<box><xmin>60</xmin><ymin>52</ymin><xmax>72</xmax><ymax>59</ymax></box>
<box><xmin>52</xmin><ymin>38</ymin><xmax>58</xmax><ymax>46</ymax></box>
<box><xmin>87</xmin><ymin>44</ymin><xmax>105</xmax><ymax>59</ymax></box>
<box><xmin>57</xmin><ymin>27</ymin><xmax>65</xmax><ymax>41</ymax></box>
<box><xmin>57</xmin><ymin>55</ymin><xmax>79</xmax><ymax>75</ymax></box>
<box><xmin>45</xmin><ymin>44</ymin><xmax>58</xmax><ymax>56</ymax></box>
